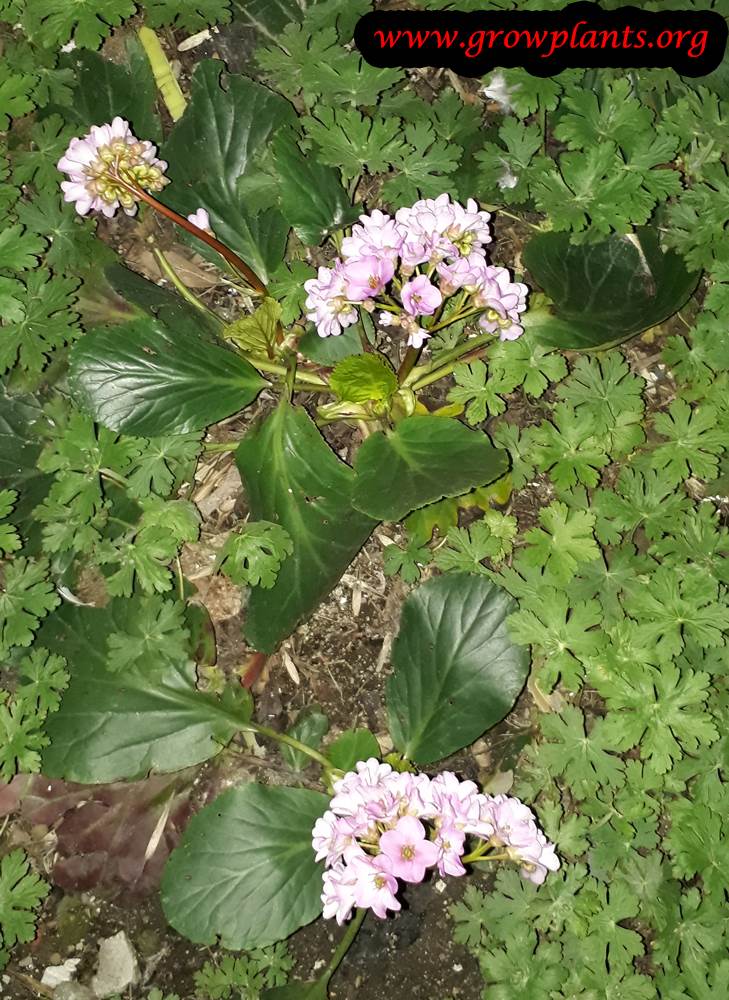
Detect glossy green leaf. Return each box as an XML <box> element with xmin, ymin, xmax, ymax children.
<box><xmin>232</xmin><ymin>0</ymin><xmax>304</xmax><ymax>37</ymax></box>
<box><xmin>161</xmin><ymin>784</ymin><xmax>329</xmax><ymax>949</ymax></box>
<box><xmin>387</xmin><ymin>573</ymin><xmax>529</xmax><ymax>764</ymax></box>
<box><xmin>273</xmin><ymin>129</ymin><xmax>358</xmax><ymax>245</ymax></box>
<box><xmin>69</xmin><ymin>317</ymin><xmax>267</xmax><ymax>436</ymax></box>
<box><xmin>352</xmin><ymin>415</ymin><xmax>509</xmax><ymax>522</ymax></box>
<box><xmin>0</xmin><ymin>386</ymin><xmax>52</xmax><ymax>552</ymax></box>
<box><xmin>236</xmin><ymin>402</ymin><xmax>377</xmax><ymax>652</ymax></box>
<box><xmin>523</xmin><ymin>228</ymin><xmax>700</xmax><ymax>350</ymax></box>
<box><xmin>162</xmin><ymin>60</ymin><xmax>296</xmax><ymax>282</ymax></box>
<box><xmin>298</xmin><ymin>325</ymin><xmax>363</xmax><ymax>364</ymax></box>
<box><xmin>39</xmin><ymin>601</ymin><xmax>241</xmax><ymax>783</ymax></box>
<box><xmin>326</xmin><ymin>728</ymin><xmax>380</xmax><ymax>771</ymax></box>
<box><xmin>280</xmin><ymin>705</ymin><xmax>329</xmax><ymax>770</ymax></box>
<box><xmin>59</xmin><ymin>41</ymin><xmax>160</xmax><ymax>140</ymax></box>
<box><xmin>330</xmin><ymin>353</ymin><xmax>397</xmax><ymax>403</ymax></box>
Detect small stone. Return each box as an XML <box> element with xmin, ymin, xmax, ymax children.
<box><xmin>41</xmin><ymin>957</ymin><xmax>80</xmax><ymax>987</ymax></box>
<box><xmin>55</xmin><ymin>985</ymin><xmax>96</xmax><ymax>1000</ymax></box>
<box><xmin>91</xmin><ymin>931</ymin><xmax>139</xmax><ymax>998</ymax></box>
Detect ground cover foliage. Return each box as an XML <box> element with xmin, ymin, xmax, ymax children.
<box><xmin>0</xmin><ymin>0</ymin><xmax>728</xmax><ymax>996</ymax></box>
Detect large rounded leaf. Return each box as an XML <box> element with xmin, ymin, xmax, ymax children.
<box><xmin>523</xmin><ymin>227</ymin><xmax>700</xmax><ymax>350</ymax></box>
<box><xmin>40</xmin><ymin>601</ymin><xmax>241</xmax><ymax>783</ymax></box>
<box><xmin>162</xmin><ymin>61</ymin><xmax>296</xmax><ymax>282</ymax></box>
<box><xmin>273</xmin><ymin>129</ymin><xmax>359</xmax><ymax>246</ymax></box>
<box><xmin>352</xmin><ymin>415</ymin><xmax>508</xmax><ymax>522</ymax></box>
<box><xmin>161</xmin><ymin>784</ymin><xmax>329</xmax><ymax>949</ymax></box>
<box><xmin>387</xmin><ymin>573</ymin><xmax>529</xmax><ymax>764</ymax></box>
<box><xmin>236</xmin><ymin>402</ymin><xmax>377</xmax><ymax>652</ymax></box>
<box><xmin>69</xmin><ymin>317</ymin><xmax>267</xmax><ymax>436</ymax></box>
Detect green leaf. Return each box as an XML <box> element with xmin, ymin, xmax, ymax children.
<box><xmin>15</xmin><ymin>647</ymin><xmax>69</xmax><ymax>715</ymax></box>
<box><xmin>352</xmin><ymin>415</ymin><xmax>509</xmax><ymax>522</ymax></box>
<box><xmin>273</xmin><ymin>129</ymin><xmax>358</xmax><ymax>245</ymax></box>
<box><xmin>537</xmin><ymin>706</ymin><xmax>625</xmax><ymax>798</ymax></box>
<box><xmin>235</xmin><ymin>402</ymin><xmax>376</xmax><ymax>652</ymax></box>
<box><xmin>522</xmin><ymin>502</ymin><xmax>599</xmax><ymax>584</ymax></box>
<box><xmin>224</xmin><ymin>298</ymin><xmax>282</xmax><ymax>357</ymax></box>
<box><xmin>387</xmin><ymin>574</ymin><xmax>529</xmax><ymax>764</ymax></box>
<box><xmin>434</xmin><ymin>513</ymin><xmax>517</xmax><ymax>574</ymax></box>
<box><xmin>144</xmin><ymin>0</ymin><xmax>232</xmax><ymax>31</ymax></box>
<box><xmin>39</xmin><ymin>600</ymin><xmax>241</xmax><ymax>782</ymax></box>
<box><xmin>28</xmin><ymin>0</ymin><xmax>136</xmax><ymax>50</ymax></box>
<box><xmin>0</xmin><ymin>696</ymin><xmax>48</xmax><ymax>780</ymax></box>
<box><xmin>194</xmin><ymin>945</ymin><xmax>292</xmax><ymax>999</ymax></box>
<box><xmin>163</xmin><ymin>61</ymin><xmax>295</xmax><ymax>282</ymax></box>
<box><xmin>69</xmin><ymin>317</ymin><xmax>267</xmax><ymax>436</ymax></box>
<box><xmin>302</xmin><ymin>105</ymin><xmax>408</xmax><ymax>180</ymax></box>
<box><xmin>58</xmin><ymin>42</ymin><xmax>160</xmax><ymax>140</ymax></box>
<box><xmin>522</xmin><ymin>228</ymin><xmax>700</xmax><ymax>350</ymax></box>
<box><xmin>651</xmin><ymin>399</ymin><xmax>725</xmax><ymax>486</ymax></box>
<box><xmin>215</xmin><ymin>521</ymin><xmax>294</xmax><ymax>589</ymax></box>
<box><xmin>329</xmin><ymin>353</ymin><xmax>397</xmax><ymax>404</ymax></box>
<box><xmin>298</xmin><ymin>324</ymin><xmax>363</xmax><ymax>364</ymax></box>
<box><xmin>326</xmin><ymin>728</ymin><xmax>380</xmax><ymax>772</ymax></box>
<box><xmin>597</xmin><ymin>662</ymin><xmax>718</xmax><ymax>774</ymax></box>
<box><xmin>0</xmin><ymin>850</ymin><xmax>49</xmax><ymax>950</ymax></box>
<box><xmin>0</xmin><ymin>270</ymin><xmax>81</xmax><ymax>375</ymax></box>
<box><xmin>0</xmin><ymin>224</ymin><xmax>45</xmax><ymax>272</ymax></box>
<box><xmin>105</xmin><ymin>596</ymin><xmax>190</xmax><ymax>675</ymax></box>
<box><xmin>269</xmin><ymin>261</ymin><xmax>316</xmax><ymax>327</ymax></box>
<box><xmin>0</xmin><ymin>64</ymin><xmax>36</xmax><ymax>130</ymax></box>
<box><xmin>161</xmin><ymin>784</ymin><xmax>329</xmax><ymax>948</ymax></box>
<box><xmin>0</xmin><ymin>557</ymin><xmax>59</xmax><ymax>657</ymax></box>
<box><xmin>280</xmin><ymin>706</ymin><xmax>329</xmax><ymax>770</ymax></box>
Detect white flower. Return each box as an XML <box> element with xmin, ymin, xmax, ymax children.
<box><xmin>480</xmin><ymin>72</ymin><xmax>519</xmax><ymax>113</ymax></box>
<box><xmin>186</xmin><ymin>207</ymin><xmax>214</xmax><ymax>234</ymax></box>
<box><xmin>57</xmin><ymin>116</ymin><xmax>168</xmax><ymax>218</ymax></box>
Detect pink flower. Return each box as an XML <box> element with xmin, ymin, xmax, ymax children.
<box><xmin>396</xmin><ymin>194</ymin><xmax>458</xmax><ymax>267</ymax></box>
<box><xmin>187</xmin><ymin>207</ymin><xmax>213</xmax><ymax>234</ymax></box>
<box><xmin>304</xmin><ymin>262</ymin><xmax>358</xmax><ymax>338</ymax></box>
<box><xmin>428</xmin><ymin>771</ymin><xmax>482</xmax><ymax>830</ymax></box>
<box><xmin>321</xmin><ymin>861</ymin><xmax>359</xmax><ymax>925</ymax></box>
<box><xmin>401</xmin><ymin>275</ymin><xmax>442</xmax><ymax>317</ymax></box>
<box><xmin>350</xmin><ymin>854</ymin><xmax>401</xmax><ymax>919</ymax></box>
<box><xmin>483</xmin><ymin>795</ymin><xmax>560</xmax><ymax>884</ymax></box>
<box><xmin>312</xmin><ymin>811</ymin><xmax>362</xmax><ymax>866</ymax></box>
<box><xmin>433</xmin><ymin>824</ymin><xmax>467</xmax><ymax>877</ymax></box>
<box><xmin>343</xmin><ymin>255</ymin><xmax>395</xmax><ymax>302</ymax></box>
<box><xmin>341</xmin><ymin>209</ymin><xmax>403</xmax><ymax>262</ymax></box>
<box><xmin>473</xmin><ymin>266</ymin><xmax>528</xmax><ymax>341</ymax></box>
<box><xmin>447</xmin><ymin>198</ymin><xmax>492</xmax><ymax>255</ymax></box>
<box><xmin>379</xmin><ymin>815</ymin><xmax>439</xmax><ymax>883</ymax></box>
<box><xmin>58</xmin><ymin>116</ymin><xmax>168</xmax><ymax>218</ymax></box>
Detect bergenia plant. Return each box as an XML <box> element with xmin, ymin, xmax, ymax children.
<box><xmin>45</xmin><ymin>111</ymin><xmax>545</xmax><ymax>986</ymax></box>
<box><xmin>2</xmin><ymin>10</ymin><xmax>724</xmax><ymax>996</ymax></box>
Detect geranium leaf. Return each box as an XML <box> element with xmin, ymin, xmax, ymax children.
<box><xmin>161</xmin><ymin>784</ymin><xmax>329</xmax><ymax>949</ymax></box>
<box><xmin>69</xmin><ymin>317</ymin><xmax>267</xmax><ymax>436</ymax></box>
<box><xmin>39</xmin><ymin>600</ymin><xmax>242</xmax><ymax>782</ymax></box>
<box><xmin>352</xmin><ymin>415</ymin><xmax>508</xmax><ymax>522</ymax></box>
<box><xmin>235</xmin><ymin>402</ymin><xmax>377</xmax><ymax>652</ymax></box>
<box><xmin>523</xmin><ymin>227</ymin><xmax>700</xmax><ymax>350</ymax></box>
<box><xmin>387</xmin><ymin>574</ymin><xmax>529</xmax><ymax>764</ymax></box>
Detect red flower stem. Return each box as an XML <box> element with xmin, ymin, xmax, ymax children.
<box><xmin>121</xmin><ymin>180</ymin><xmax>268</xmax><ymax>296</ymax></box>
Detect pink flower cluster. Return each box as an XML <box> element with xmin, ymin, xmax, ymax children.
<box><xmin>313</xmin><ymin>759</ymin><xmax>559</xmax><ymax>925</ymax></box>
<box><xmin>58</xmin><ymin>117</ymin><xmax>168</xmax><ymax>218</ymax></box>
<box><xmin>304</xmin><ymin>194</ymin><xmax>528</xmax><ymax>348</ymax></box>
